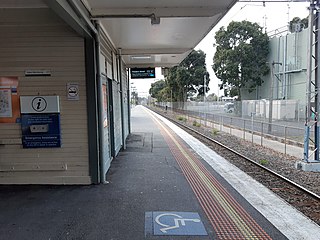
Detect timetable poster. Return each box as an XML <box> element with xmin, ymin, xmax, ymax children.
<box><xmin>0</xmin><ymin>77</ymin><xmax>20</xmax><ymax>123</ymax></box>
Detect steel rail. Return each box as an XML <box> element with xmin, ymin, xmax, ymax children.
<box><xmin>152</xmin><ymin>108</ymin><xmax>320</xmax><ymax>201</ymax></box>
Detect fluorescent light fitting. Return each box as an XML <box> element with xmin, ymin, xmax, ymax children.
<box><xmin>131</xmin><ymin>56</ymin><xmax>151</xmax><ymax>60</ymax></box>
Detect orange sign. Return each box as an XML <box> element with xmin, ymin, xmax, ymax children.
<box><xmin>102</xmin><ymin>84</ymin><xmax>108</xmax><ymax>128</ymax></box>
<box><xmin>0</xmin><ymin>77</ymin><xmax>20</xmax><ymax>123</ymax></box>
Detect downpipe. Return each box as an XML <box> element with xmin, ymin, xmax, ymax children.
<box><xmin>94</xmin><ymin>21</ymin><xmax>107</xmax><ymax>183</ymax></box>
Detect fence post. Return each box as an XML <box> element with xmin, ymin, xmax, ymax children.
<box><xmin>187</xmin><ymin>108</ymin><xmax>189</xmax><ymax>122</ymax></box>
<box><xmin>251</xmin><ymin>113</ymin><xmax>254</xmax><ymax>144</ymax></box>
<box><xmin>243</xmin><ymin>120</ymin><xmax>246</xmax><ymax>140</ymax></box>
<box><xmin>205</xmin><ymin>112</ymin><xmax>207</xmax><ymax>127</ymax></box>
<box><xmin>284</xmin><ymin>126</ymin><xmax>287</xmax><ymax>154</ymax></box>
<box><xmin>220</xmin><ymin>115</ymin><xmax>223</xmax><ymax>131</ymax></box>
<box><xmin>204</xmin><ymin>102</ymin><xmax>207</xmax><ymax>127</ymax></box>
<box><xmin>230</xmin><ymin>117</ymin><xmax>232</xmax><ymax>134</ymax></box>
<box><xmin>261</xmin><ymin>122</ymin><xmax>263</xmax><ymax>146</ymax></box>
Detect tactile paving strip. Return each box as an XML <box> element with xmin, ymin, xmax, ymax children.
<box><xmin>149</xmin><ymin>112</ymin><xmax>272</xmax><ymax>240</ymax></box>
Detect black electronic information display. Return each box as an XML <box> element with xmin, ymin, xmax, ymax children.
<box><xmin>130</xmin><ymin>68</ymin><xmax>156</xmax><ymax>79</ymax></box>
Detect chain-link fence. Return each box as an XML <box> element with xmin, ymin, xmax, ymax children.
<box><xmin>158</xmin><ymin>99</ymin><xmax>305</xmax><ymax>122</ymax></box>
<box><xmin>155</xmin><ymin>100</ymin><xmax>309</xmax><ymax>156</ymax></box>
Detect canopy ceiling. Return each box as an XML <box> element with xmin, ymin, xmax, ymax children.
<box><xmin>82</xmin><ymin>0</ymin><xmax>237</xmax><ymax>68</ymax></box>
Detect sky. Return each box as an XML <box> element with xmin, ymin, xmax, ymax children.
<box><xmin>131</xmin><ymin>1</ymin><xmax>310</xmax><ymax>98</ymax></box>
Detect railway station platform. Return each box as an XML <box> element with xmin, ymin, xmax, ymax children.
<box><xmin>1</xmin><ymin>105</ymin><xmax>319</xmax><ymax>239</ymax></box>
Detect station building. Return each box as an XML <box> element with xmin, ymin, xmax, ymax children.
<box><xmin>0</xmin><ymin>0</ymin><xmax>236</xmax><ymax>184</ymax></box>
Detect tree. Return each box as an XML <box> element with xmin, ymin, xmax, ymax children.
<box><xmin>166</xmin><ymin>50</ymin><xmax>210</xmax><ymax>102</ymax></box>
<box><xmin>149</xmin><ymin>80</ymin><xmax>169</xmax><ymax>102</ymax></box>
<box><xmin>213</xmin><ymin>21</ymin><xmax>269</xmax><ymax>99</ymax></box>
<box><xmin>131</xmin><ymin>91</ymin><xmax>138</xmax><ymax>104</ymax></box>
<box><xmin>289</xmin><ymin>16</ymin><xmax>308</xmax><ymax>33</ymax></box>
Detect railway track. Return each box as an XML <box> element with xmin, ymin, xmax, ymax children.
<box><xmin>150</xmin><ymin>107</ymin><xmax>320</xmax><ymax>226</ymax></box>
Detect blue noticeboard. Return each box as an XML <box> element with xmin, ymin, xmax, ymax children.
<box><xmin>21</xmin><ymin>114</ymin><xmax>61</xmax><ymax>148</ymax></box>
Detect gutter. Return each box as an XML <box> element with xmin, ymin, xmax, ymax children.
<box><xmin>67</xmin><ymin>0</ymin><xmax>97</xmax><ymax>35</ymax></box>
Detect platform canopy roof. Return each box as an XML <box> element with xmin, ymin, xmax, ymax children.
<box><xmin>0</xmin><ymin>0</ymin><xmax>237</xmax><ymax>68</ymax></box>
<box><xmin>82</xmin><ymin>0</ymin><xmax>237</xmax><ymax>68</ymax></box>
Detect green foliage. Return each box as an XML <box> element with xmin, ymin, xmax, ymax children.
<box><xmin>213</xmin><ymin>21</ymin><xmax>270</xmax><ymax>96</ymax></box>
<box><xmin>167</xmin><ymin>50</ymin><xmax>210</xmax><ymax>102</ymax></box>
<box><xmin>229</xmin><ymin>86</ymin><xmax>239</xmax><ymax>98</ymax></box>
<box><xmin>259</xmin><ymin>159</ymin><xmax>269</xmax><ymax>165</ymax></box>
<box><xmin>177</xmin><ymin>116</ymin><xmax>187</xmax><ymax>122</ymax></box>
<box><xmin>131</xmin><ymin>91</ymin><xmax>138</xmax><ymax>104</ymax></box>
<box><xmin>148</xmin><ymin>50</ymin><xmax>210</xmax><ymax>102</ymax></box>
<box><xmin>193</xmin><ymin>120</ymin><xmax>201</xmax><ymax>127</ymax></box>
<box><xmin>206</xmin><ymin>93</ymin><xmax>218</xmax><ymax>101</ymax></box>
<box><xmin>149</xmin><ymin>80</ymin><xmax>170</xmax><ymax>102</ymax></box>
<box><xmin>211</xmin><ymin>128</ymin><xmax>219</xmax><ymax>135</ymax></box>
<box><xmin>289</xmin><ymin>16</ymin><xmax>308</xmax><ymax>33</ymax></box>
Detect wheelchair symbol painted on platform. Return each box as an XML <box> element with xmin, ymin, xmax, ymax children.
<box><xmin>155</xmin><ymin>213</ymin><xmax>201</xmax><ymax>233</ymax></box>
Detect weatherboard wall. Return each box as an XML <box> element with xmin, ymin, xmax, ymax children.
<box><xmin>0</xmin><ymin>8</ymin><xmax>90</xmax><ymax>184</ymax></box>
<box><xmin>99</xmin><ymin>30</ymin><xmax>122</xmax><ymax>156</ymax></box>
<box><xmin>99</xmin><ymin>29</ymin><xmax>130</xmax><ymax>168</ymax></box>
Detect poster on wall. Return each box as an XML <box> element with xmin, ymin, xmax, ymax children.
<box><xmin>0</xmin><ymin>77</ymin><xmax>20</xmax><ymax>123</ymax></box>
<box><xmin>102</xmin><ymin>84</ymin><xmax>108</xmax><ymax>128</ymax></box>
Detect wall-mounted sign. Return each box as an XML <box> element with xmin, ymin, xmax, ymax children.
<box><xmin>130</xmin><ymin>68</ymin><xmax>156</xmax><ymax>79</ymax></box>
<box><xmin>67</xmin><ymin>83</ymin><xmax>79</xmax><ymax>101</ymax></box>
<box><xmin>25</xmin><ymin>70</ymin><xmax>51</xmax><ymax>77</ymax></box>
<box><xmin>0</xmin><ymin>77</ymin><xmax>20</xmax><ymax>123</ymax></box>
<box><xmin>20</xmin><ymin>96</ymin><xmax>60</xmax><ymax>114</ymax></box>
<box><xmin>21</xmin><ymin>114</ymin><xmax>61</xmax><ymax>148</ymax></box>
<box><xmin>20</xmin><ymin>95</ymin><xmax>61</xmax><ymax>148</ymax></box>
